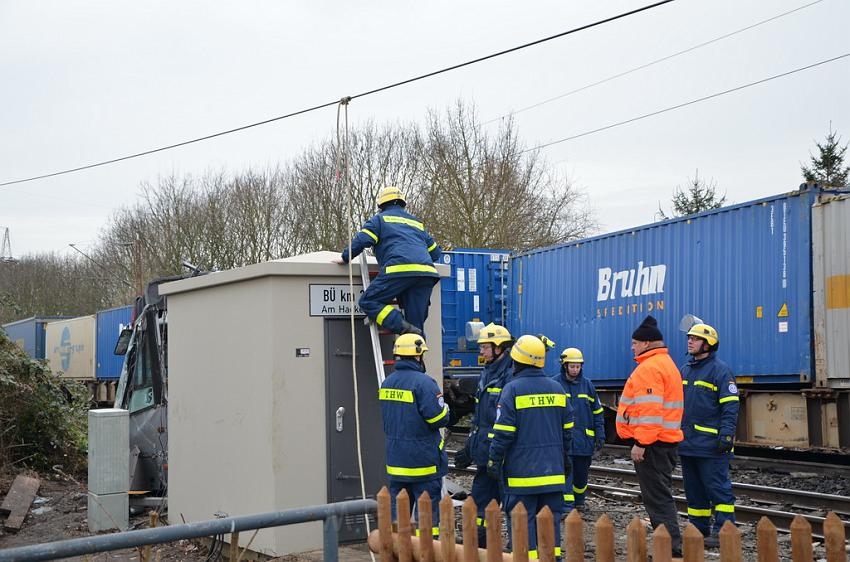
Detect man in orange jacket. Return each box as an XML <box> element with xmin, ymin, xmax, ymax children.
<box><xmin>616</xmin><ymin>315</ymin><xmax>684</xmax><ymax>556</ymax></box>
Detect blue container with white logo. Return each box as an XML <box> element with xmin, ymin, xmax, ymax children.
<box><xmin>440</xmin><ymin>249</ymin><xmax>510</xmax><ymax>367</ymax></box>
<box><xmin>1</xmin><ymin>316</ymin><xmax>71</xmax><ymax>359</ymax></box>
<box><xmin>96</xmin><ymin>305</ymin><xmax>134</xmax><ymax>379</ymax></box>
<box><xmin>509</xmin><ymin>185</ymin><xmax>835</xmax><ymax>387</ymax></box>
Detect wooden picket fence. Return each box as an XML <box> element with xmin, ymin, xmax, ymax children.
<box><xmin>367</xmin><ymin>486</ymin><xmax>849</xmax><ymax>562</ymax></box>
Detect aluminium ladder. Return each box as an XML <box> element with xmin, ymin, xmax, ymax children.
<box><xmin>359</xmin><ymin>253</ymin><xmax>386</xmax><ymax>386</ymax></box>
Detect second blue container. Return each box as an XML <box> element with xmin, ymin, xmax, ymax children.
<box><xmin>96</xmin><ymin>305</ymin><xmax>134</xmax><ymax>379</ymax></box>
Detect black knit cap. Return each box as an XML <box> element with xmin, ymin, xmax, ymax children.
<box><xmin>632</xmin><ymin>315</ymin><xmax>663</xmax><ymax>342</ymax></box>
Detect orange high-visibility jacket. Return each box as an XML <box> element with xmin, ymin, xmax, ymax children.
<box><xmin>616</xmin><ymin>347</ymin><xmax>684</xmax><ymax>446</ymax></box>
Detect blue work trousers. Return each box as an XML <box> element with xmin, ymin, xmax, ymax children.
<box><xmin>504</xmin><ymin>492</ymin><xmax>563</xmax><ymax>560</ymax></box>
<box><xmin>389</xmin><ymin>478</ymin><xmax>442</xmax><ymax>537</ymax></box>
<box><xmin>358</xmin><ymin>275</ymin><xmax>436</xmax><ymax>334</ymax></box>
<box><xmin>471</xmin><ymin>467</ymin><xmax>502</xmax><ymax>547</ymax></box>
<box><xmin>680</xmin><ymin>455</ymin><xmax>736</xmax><ymax>536</ymax></box>
<box><xmin>566</xmin><ymin>455</ymin><xmax>592</xmax><ymax>509</ymax></box>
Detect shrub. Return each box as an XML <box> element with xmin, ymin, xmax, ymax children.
<box><xmin>0</xmin><ymin>329</ymin><xmax>89</xmax><ymax>474</ymax></box>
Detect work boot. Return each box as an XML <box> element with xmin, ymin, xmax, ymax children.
<box><xmin>400</xmin><ymin>320</ymin><xmax>422</xmax><ymax>336</ymax></box>
<box><xmin>703</xmin><ymin>535</ymin><xmax>720</xmax><ymax>548</ymax></box>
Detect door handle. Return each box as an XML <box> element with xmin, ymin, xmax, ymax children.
<box><xmin>336</xmin><ymin>407</ymin><xmax>345</xmax><ymax>432</ymax></box>
<box><xmin>337</xmin><ymin>472</ymin><xmax>361</xmax><ymax>480</ymax></box>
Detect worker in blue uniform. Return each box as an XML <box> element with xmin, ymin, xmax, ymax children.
<box><xmin>552</xmin><ymin>348</ymin><xmax>605</xmax><ymax>513</ymax></box>
<box><xmin>379</xmin><ymin>333</ymin><xmax>451</xmax><ymax>536</ymax></box>
<box><xmin>679</xmin><ymin>323</ymin><xmax>739</xmax><ymax>548</ymax></box>
<box><xmin>336</xmin><ymin>186</ymin><xmax>442</xmax><ymax>335</ymax></box>
<box><xmin>453</xmin><ymin>323</ymin><xmax>514</xmax><ymax>547</ymax></box>
<box><xmin>488</xmin><ymin>335</ymin><xmax>573</xmax><ymax>560</ymax></box>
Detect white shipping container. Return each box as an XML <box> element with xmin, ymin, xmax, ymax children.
<box><xmin>813</xmin><ymin>194</ymin><xmax>850</xmax><ymax>388</ymax></box>
<box><xmin>45</xmin><ymin>315</ymin><xmax>96</xmax><ymax>379</ymax></box>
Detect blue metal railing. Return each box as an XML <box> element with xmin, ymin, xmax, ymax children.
<box><xmin>0</xmin><ymin>499</ymin><xmax>377</xmax><ymax>562</ymax></box>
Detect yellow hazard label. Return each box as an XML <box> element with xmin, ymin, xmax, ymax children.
<box><xmin>450</xmin><ymin>359</ymin><xmax>461</xmax><ymax>367</ymax></box>
<box><xmin>756</xmin><ymin>306</ymin><xmax>763</xmax><ymax>319</ymax></box>
<box><xmin>736</xmin><ymin>376</ymin><xmax>754</xmax><ymax>384</ymax></box>
<box><xmin>477</xmin><ymin>356</ymin><xmax>485</xmax><ymax>365</ymax></box>
<box><xmin>778</xmin><ymin>303</ymin><xmax>789</xmax><ymax>317</ymax></box>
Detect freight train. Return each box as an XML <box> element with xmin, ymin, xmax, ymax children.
<box><xmin>3</xmin><ymin>183</ymin><xmax>848</xmax><ymax>452</ymax></box>
<box><xmin>445</xmin><ymin>183</ymin><xmax>850</xmax><ymax>450</ymax></box>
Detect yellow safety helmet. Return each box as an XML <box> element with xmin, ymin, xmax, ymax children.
<box><xmin>393</xmin><ymin>333</ymin><xmax>428</xmax><ymax>356</ymax></box>
<box><xmin>560</xmin><ymin>347</ymin><xmax>584</xmax><ymax>364</ymax></box>
<box><xmin>687</xmin><ymin>323</ymin><xmax>719</xmax><ymax>346</ymax></box>
<box><xmin>510</xmin><ymin>335</ymin><xmax>546</xmax><ymax>368</ymax></box>
<box><xmin>478</xmin><ymin>323</ymin><xmax>512</xmax><ymax>346</ymax></box>
<box><xmin>376</xmin><ymin>186</ymin><xmax>406</xmax><ymax>208</ymax></box>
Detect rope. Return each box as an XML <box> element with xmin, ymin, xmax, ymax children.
<box><xmin>334</xmin><ymin>97</ymin><xmax>377</xmax><ymax>562</ymax></box>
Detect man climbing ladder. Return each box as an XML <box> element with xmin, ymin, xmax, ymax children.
<box><xmin>336</xmin><ymin>186</ymin><xmax>442</xmax><ymax>335</ymax></box>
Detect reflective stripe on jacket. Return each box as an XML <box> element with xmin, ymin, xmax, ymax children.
<box><xmin>488</xmin><ymin>367</ymin><xmax>573</xmax><ymax>495</ymax></box>
<box><xmin>552</xmin><ymin>370</ymin><xmax>605</xmax><ymax>456</ymax></box>
<box><xmin>340</xmin><ymin>203</ymin><xmax>441</xmax><ymax>277</ymax></box>
<box><xmin>468</xmin><ymin>351</ymin><xmax>513</xmax><ymax>466</ymax></box>
<box><xmin>679</xmin><ymin>353</ymin><xmax>739</xmax><ymax>457</ymax></box>
<box><xmin>616</xmin><ymin>347</ymin><xmax>684</xmax><ymax>446</ymax></box>
<box><xmin>380</xmin><ymin>358</ymin><xmax>450</xmax><ymax>482</ymax></box>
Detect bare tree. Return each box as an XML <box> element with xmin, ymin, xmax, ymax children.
<box><xmin>416</xmin><ymin>100</ymin><xmax>595</xmax><ymax>250</ymax></box>
<box><xmin>0</xmin><ymin>253</ymin><xmax>119</xmax><ymax>324</ymax></box>
<box><xmin>286</xmin><ymin>120</ymin><xmax>425</xmax><ymax>253</ymax></box>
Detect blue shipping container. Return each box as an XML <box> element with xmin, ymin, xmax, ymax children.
<box><xmin>1</xmin><ymin>316</ymin><xmax>70</xmax><ymax>359</ymax></box>
<box><xmin>96</xmin><ymin>305</ymin><xmax>134</xmax><ymax>379</ymax></box>
<box><xmin>509</xmin><ymin>187</ymin><xmax>824</xmax><ymax>387</ymax></box>
<box><xmin>440</xmin><ymin>249</ymin><xmax>509</xmax><ymax>367</ymax></box>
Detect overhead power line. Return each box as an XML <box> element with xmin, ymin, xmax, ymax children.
<box><xmin>483</xmin><ymin>0</ymin><xmax>824</xmax><ymax>125</ymax></box>
<box><xmin>522</xmin><ymin>52</ymin><xmax>850</xmax><ymax>154</ymax></box>
<box><xmin>0</xmin><ymin>0</ymin><xmax>675</xmax><ymax>189</ymax></box>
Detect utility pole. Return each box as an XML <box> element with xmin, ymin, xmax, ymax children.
<box><xmin>134</xmin><ymin>236</ymin><xmax>143</xmax><ymax>297</ymax></box>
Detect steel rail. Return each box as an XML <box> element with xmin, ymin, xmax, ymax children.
<box><xmin>585</xmin><ymin>482</ymin><xmax>843</xmax><ymax>538</ymax></box>
<box><xmin>589</xmin><ymin>465</ymin><xmax>850</xmax><ymax>515</ymax></box>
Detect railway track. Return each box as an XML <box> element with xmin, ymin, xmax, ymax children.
<box><xmin>445</xmin><ymin>448</ymin><xmax>850</xmax><ymax>538</ymax></box>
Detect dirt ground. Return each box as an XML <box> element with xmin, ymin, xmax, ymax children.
<box><xmin>0</xmin><ymin>473</ymin><xmax>207</xmax><ymax>561</ymax></box>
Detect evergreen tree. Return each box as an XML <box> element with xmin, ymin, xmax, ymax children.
<box><xmin>801</xmin><ymin>128</ymin><xmax>849</xmax><ymax>187</ymax></box>
<box><xmin>657</xmin><ymin>170</ymin><xmax>726</xmax><ymax>219</ymax></box>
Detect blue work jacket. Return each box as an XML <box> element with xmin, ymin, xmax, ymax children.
<box><xmin>341</xmin><ymin>203</ymin><xmax>442</xmax><ymax>277</ymax></box>
<box><xmin>379</xmin><ymin>359</ymin><xmax>450</xmax><ymax>482</ymax></box>
<box><xmin>679</xmin><ymin>353</ymin><xmax>740</xmax><ymax>458</ymax></box>
<box><xmin>552</xmin><ymin>369</ymin><xmax>605</xmax><ymax>457</ymax></box>
<box><xmin>488</xmin><ymin>367</ymin><xmax>573</xmax><ymax>495</ymax></box>
<box><xmin>467</xmin><ymin>351</ymin><xmax>513</xmax><ymax>466</ymax></box>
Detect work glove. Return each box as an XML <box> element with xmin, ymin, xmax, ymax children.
<box><xmin>594</xmin><ymin>439</ymin><xmax>605</xmax><ymax>454</ymax></box>
<box><xmin>454</xmin><ymin>446</ymin><xmax>472</xmax><ymax>470</ymax></box>
<box><xmin>486</xmin><ymin>460</ymin><xmax>502</xmax><ymax>481</ymax></box>
<box><xmin>563</xmin><ymin>454</ymin><xmax>572</xmax><ymax>479</ymax></box>
<box><xmin>717</xmin><ymin>435</ymin><xmax>734</xmax><ymax>454</ymax></box>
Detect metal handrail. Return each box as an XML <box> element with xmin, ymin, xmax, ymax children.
<box><xmin>0</xmin><ymin>499</ymin><xmax>377</xmax><ymax>562</ymax></box>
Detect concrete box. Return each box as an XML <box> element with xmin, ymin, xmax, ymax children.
<box><xmin>160</xmin><ymin>251</ymin><xmax>448</xmax><ymax>558</ymax></box>
<box><xmin>88</xmin><ymin>408</ymin><xmax>129</xmax><ymax>495</ymax></box>
<box><xmin>87</xmin><ymin>491</ymin><xmax>128</xmax><ymax>532</ymax></box>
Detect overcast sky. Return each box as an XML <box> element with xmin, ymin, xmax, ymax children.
<box><xmin>1</xmin><ymin>0</ymin><xmax>848</xmax><ymax>257</ymax></box>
